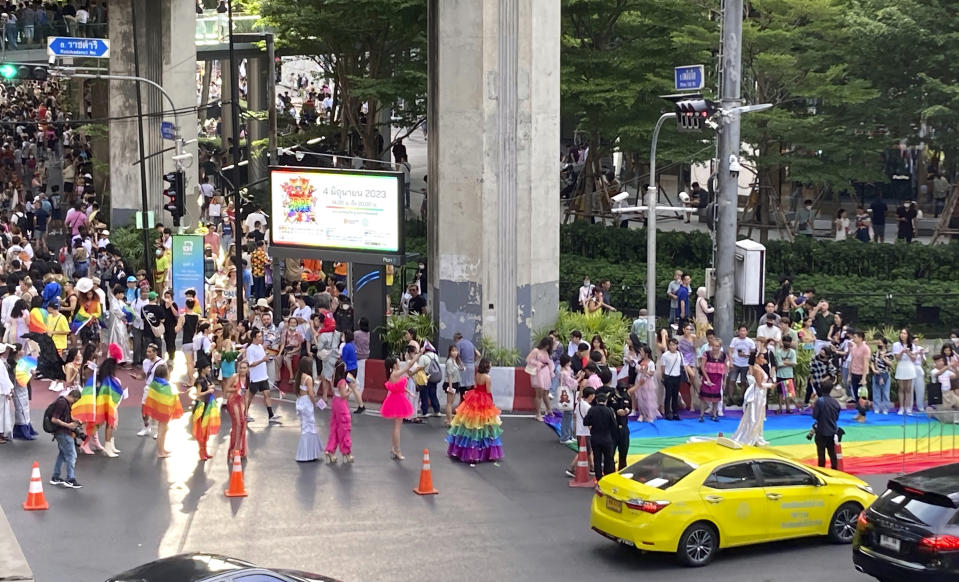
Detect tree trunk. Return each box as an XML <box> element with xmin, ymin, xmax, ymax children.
<box><xmin>199</xmin><ymin>60</ymin><xmax>213</xmax><ymax>123</ymax></box>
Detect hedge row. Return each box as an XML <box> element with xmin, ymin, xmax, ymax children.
<box><xmin>560</xmin><ymin>222</ymin><xmax>959</xmax><ymax>281</ymax></box>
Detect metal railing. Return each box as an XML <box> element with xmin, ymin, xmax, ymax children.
<box><xmin>0</xmin><ymin>20</ymin><xmax>107</xmax><ymax>53</ymax></box>
<box><xmin>195</xmin><ymin>9</ymin><xmax>260</xmax><ymax>45</ymax></box>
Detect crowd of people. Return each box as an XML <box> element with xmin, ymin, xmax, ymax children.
<box><xmin>533</xmin><ymin>271</ymin><xmax>959</xmax><ymax>480</ymax></box>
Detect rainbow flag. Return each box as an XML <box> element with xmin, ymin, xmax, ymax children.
<box><xmin>14</xmin><ymin>356</ymin><xmax>36</xmax><ymax>388</ymax></box>
<box><xmin>70</xmin><ymin>300</ymin><xmax>103</xmax><ymax>334</ymax></box>
<box><xmin>72</xmin><ymin>372</ymin><xmax>99</xmax><ymax>424</ymax></box>
<box><xmin>96</xmin><ymin>376</ymin><xmax>125</xmax><ymax>428</ymax></box>
<box><xmin>191</xmin><ymin>392</ymin><xmax>221</xmax><ymax>443</ymax></box>
<box><xmin>120</xmin><ymin>304</ymin><xmax>135</xmax><ymax>324</ymax></box>
<box><xmin>28</xmin><ymin>308</ymin><xmax>48</xmax><ymax>334</ymax></box>
<box><xmin>143</xmin><ymin>377</ymin><xmax>183</xmax><ymax>423</ymax></box>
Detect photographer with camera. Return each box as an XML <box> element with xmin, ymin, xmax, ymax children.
<box><xmin>809</xmin><ymin>379</ymin><xmax>842</xmax><ymax>470</ymax></box>
<box><xmin>47</xmin><ymin>388</ymin><xmax>84</xmax><ymax>489</ymax></box>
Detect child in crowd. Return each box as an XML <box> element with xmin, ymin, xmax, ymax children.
<box><xmin>566</xmin><ymin>386</ymin><xmax>595</xmax><ymax>478</ymax></box>
<box><xmin>556</xmin><ymin>354</ymin><xmax>577</xmax><ymax>443</ymax></box>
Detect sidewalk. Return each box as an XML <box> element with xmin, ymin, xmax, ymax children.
<box><xmin>0</xmin><ymin>505</ymin><xmax>34</xmax><ymax>582</ymax></box>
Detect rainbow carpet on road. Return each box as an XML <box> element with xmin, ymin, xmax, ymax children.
<box><xmin>546</xmin><ymin>409</ymin><xmax>959</xmax><ymax>475</ymax></box>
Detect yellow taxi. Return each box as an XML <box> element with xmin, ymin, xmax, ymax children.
<box><xmin>590</xmin><ymin>438</ymin><xmax>877</xmax><ymax>567</ymax></box>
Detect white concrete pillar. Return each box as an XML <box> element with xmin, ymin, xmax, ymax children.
<box><xmin>108</xmin><ymin>0</ymin><xmax>198</xmax><ymax>228</ymax></box>
<box><xmin>427</xmin><ymin>0</ymin><xmax>560</xmax><ymax>351</ymax></box>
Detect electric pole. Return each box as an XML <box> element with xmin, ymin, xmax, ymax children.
<box><xmin>714</xmin><ymin>0</ymin><xmax>743</xmax><ymax>342</ymax></box>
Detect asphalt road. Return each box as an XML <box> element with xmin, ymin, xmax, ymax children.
<box><xmin>1</xmin><ymin>374</ymin><xmax>884</xmax><ymax>582</ymax></box>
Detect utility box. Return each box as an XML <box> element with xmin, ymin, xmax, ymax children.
<box><xmin>735</xmin><ymin>240</ymin><xmax>765</xmax><ymax>305</ymax></box>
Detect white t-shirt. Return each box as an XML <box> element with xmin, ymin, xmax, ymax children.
<box><xmin>575</xmin><ymin>399</ymin><xmax>592</xmax><ymax>437</ymax></box>
<box><xmin>660</xmin><ymin>350</ymin><xmax>684</xmax><ymax>377</ymax></box>
<box><xmin>246</xmin><ymin>343</ymin><xmax>268</xmax><ymax>382</ymax></box>
<box><xmin>245</xmin><ymin>211</ymin><xmax>268</xmax><ymax>233</ymax></box>
<box><xmin>729</xmin><ymin>337</ymin><xmax>756</xmax><ymax>368</ymax></box>
<box><xmin>934</xmin><ymin>369</ymin><xmax>955</xmax><ymax>393</ymax></box>
<box><xmin>756</xmin><ymin>324</ymin><xmax>782</xmax><ymax>344</ymax></box>
<box><xmin>199</xmin><ymin>183</ymin><xmax>215</xmax><ymax>199</ymax></box>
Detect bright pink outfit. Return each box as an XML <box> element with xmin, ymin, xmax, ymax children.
<box><xmin>381</xmin><ymin>378</ymin><xmax>414</xmax><ymax>418</ymax></box>
<box><xmin>326</xmin><ymin>383</ymin><xmax>352</xmax><ymax>455</ymax></box>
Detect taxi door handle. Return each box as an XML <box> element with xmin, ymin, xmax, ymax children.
<box><xmin>766</xmin><ymin>493</ymin><xmax>782</xmax><ymax>500</ymax></box>
<box><xmin>705</xmin><ymin>495</ymin><xmax>723</xmax><ymax>503</ymax></box>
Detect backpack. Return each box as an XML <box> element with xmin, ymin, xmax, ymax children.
<box><xmin>42</xmin><ymin>398</ymin><xmax>61</xmax><ymax>434</ymax></box>
<box><xmin>426</xmin><ymin>352</ymin><xmax>443</xmax><ymax>384</ymax></box>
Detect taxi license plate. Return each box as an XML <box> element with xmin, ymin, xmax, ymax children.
<box><xmin>879</xmin><ymin>535</ymin><xmax>900</xmax><ymax>553</ymax></box>
<box><xmin>606</xmin><ymin>498</ymin><xmax>623</xmax><ymax>513</ymax></box>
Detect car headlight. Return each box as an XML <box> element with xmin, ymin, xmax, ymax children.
<box><xmin>857</xmin><ymin>484</ymin><xmax>874</xmax><ymax>495</ymax></box>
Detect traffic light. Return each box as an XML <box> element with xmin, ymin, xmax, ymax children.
<box><xmin>163</xmin><ymin>170</ymin><xmax>185</xmax><ymax>226</ymax></box>
<box><xmin>675</xmin><ymin>99</ymin><xmax>719</xmax><ymax>131</ymax></box>
<box><xmin>0</xmin><ymin>64</ymin><xmax>48</xmax><ymax>82</ymax></box>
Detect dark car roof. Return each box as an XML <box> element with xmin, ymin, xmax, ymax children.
<box><xmin>105</xmin><ymin>553</ymin><xmax>255</xmax><ymax>582</ymax></box>
<box><xmin>889</xmin><ymin>462</ymin><xmax>959</xmax><ymax>504</ymax></box>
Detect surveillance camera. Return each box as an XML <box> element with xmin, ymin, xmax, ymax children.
<box><xmin>295</xmin><ymin>151</ymin><xmax>305</xmax><ymax>162</ymax></box>
<box><xmin>679</xmin><ymin>191</ymin><xmax>690</xmax><ymax>203</ymax></box>
<box><xmin>728</xmin><ymin>155</ymin><xmax>742</xmax><ymax>174</ymax></box>
<box><xmin>611</xmin><ymin>191</ymin><xmax>629</xmax><ymax>203</ymax></box>
<box><xmin>48</xmin><ymin>55</ymin><xmax>56</xmax><ymax>66</ymax></box>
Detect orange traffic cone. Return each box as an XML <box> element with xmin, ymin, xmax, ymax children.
<box><xmin>23</xmin><ymin>462</ymin><xmax>49</xmax><ymax>511</ymax></box>
<box><xmin>569</xmin><ymin>436</ymin><xmax>596</xmax><ymax>488</ymax></box>
<box><xmin>413</xmin><ymin>449</ymin><xmax>439</xmax><ymax>495</ymax></box>
<box><xmin>224</xmin><ymin>450</ymin><xmax>248</xmax><ymax>498</ymax></box>
<box><xmin>834</xmin><ymin>435</ymin><xmax>844</xmax><ymax>472</ymax></box>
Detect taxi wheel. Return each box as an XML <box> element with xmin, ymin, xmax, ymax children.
<box><xmin>828</xmin><ymin>502</ymin><xmax>861</xmax><ymax>544</ymax></box>
<box><xmin>676</xmin><ymin>522</ymin><xmax>718</xmax><ymax>567</ymax></box>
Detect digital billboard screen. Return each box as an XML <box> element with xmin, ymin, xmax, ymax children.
<box><xmin>270</xmin><ymin>167</ymin><xmax>403</xmax><ymax>255</ymax></box>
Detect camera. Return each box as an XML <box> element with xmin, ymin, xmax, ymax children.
<box><xmin>806</xmin><ymin>424</ymin><xmax>816</xmax><ymax>440</ymax></box>
<box><xmin>73</xmin><ymin>425</ymin><xmax>87</xmax><ymax>443</ymax></box>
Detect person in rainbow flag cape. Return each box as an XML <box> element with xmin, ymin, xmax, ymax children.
<box><xmin>72</xmin><ymin>277</ymin><xmax>104</xmax><ymax>350</ymax></box>
<box><xmin>142</xmin><ymin>363</ymin><xmax>183</xmax><ymax>459</ymax></box>
<box><xmin>73</xmin><ymin>344</ymin><xmax>128</xmax><ymax>458</ymax></box>
<box><xmin>24</xmin><ymin>298</ymin><xmax>68</xmax><ymax>391</ymax></box>
<box><xmin>107</xmin><ymin>286</ymin><xmax>135</xmax><ymax>364</ymax></box>
<box><xmin>10</xmin><ymin>339</ymin><xmax>39</xmax><ymax>440</ymax></box>
<box><xmin>191</xmin><ymin>361</ymin><xmax>220</xmax><ymax>460</ymax></box>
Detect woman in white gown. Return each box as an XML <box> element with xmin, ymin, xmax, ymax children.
<box><xmin>0</xmin><ymin>343</ymin><xmax>14</xmax><ymax>443</ymax></box>
<box><xmin>107</xmin><ymin>287</ymin><xmax>134</xmax><ymax>364</ymax></box>
<box><xmin>731</xmin><ymin>351</ymin><xmax>773</xmax><ymax>446</ymax></box>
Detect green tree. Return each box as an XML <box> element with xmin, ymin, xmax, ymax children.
<box><xmin>561</xmin><ymin>0</ymin><xmax>717</xmax><ymax>212</ymax></box>
<box><xmin>739</xmin><ymin>0</ymin><xmax>879</xmax><ymax>239</ymax></box>
<box><xmin>253</xmin><ymin>0</ymin><xmax>427</xmax><ymax>159</ymax></box>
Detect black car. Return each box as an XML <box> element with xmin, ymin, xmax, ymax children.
<box><xmin>853</xmin><ymin>463</ymin><xmax>959</xmax><ymax>582</ymax></box>
<box><xmin>105</xmin><ymin>553</ymin><xmax>339</xmax><ymax>582</ymax></box>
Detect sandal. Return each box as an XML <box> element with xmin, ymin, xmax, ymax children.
<box><xmin>325</xmin><ymin>452</ymin><xmax>336</xmax><ymax>464</ymax></box>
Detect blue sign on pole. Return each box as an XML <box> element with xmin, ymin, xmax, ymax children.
<box><xmin>674</xmin><ymin>65</ymin><xmax>705</xmax><ymax>91</ymax></box>
<box><xmin>171</xmin><ymin>235</ymin><xmax>206</xmax><ymax>317</ymax></box>
<box><xmin>161</xmin><ymin>121</ymin><xmax>176</xmax><ymax>141</ymax></box>
<box><xmin>47</xmin><ymin>36</ymin><xmax>111</xmax><ymax>58</ymax></box>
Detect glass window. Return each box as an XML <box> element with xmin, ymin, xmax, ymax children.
<box><xmin>757</xmin><ymin>461</ymin><xmax>817</xmax><ymax>487</ymax></box>
<box><xmin>873</xmin><ymin>490</ymin><xmax>955</xmax><ymax>529</ymax></box>
<box><xmin>704</xmin><ymin>462</ymin><xmax>760</xmax><ymax>489</ymax></box>
<box><xmin>621</xmin><ymin>452</ymin><xmax>695</xmax><ymax>489</ymax></box>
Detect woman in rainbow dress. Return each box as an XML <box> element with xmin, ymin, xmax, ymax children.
<box><xmin>446</xmin><ymin>358</ymin><xmax>504</xmax><ymax>464</ymax></box>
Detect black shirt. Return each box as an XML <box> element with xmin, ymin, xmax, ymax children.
<box><xmin>182</xmin><ymin>312</ymin><xmax>199</xmax><ymax>340</ymax></box>
<box><xmin>583</xmin><ymin>403</ymin><xmax>618</xmax><ymax>445</ymax></box>
<box><xmin>608</xmin><ymin>389</ymin><xmax>632</xmax><ymax>429</ymax></box>
<box><xmin>408</xmin><ymin>294</ymin><xmax>427</xmax><ymax>315</ymax></box>
<box><xmin>141</xmin><ymin>303</ymin><xmax>165</xmax><ymax>341</ymax></box>
<box><xmin>869</xmin><ymin>200</ymin><xmax>886</xmax><ymax>225</ymax></box>
<box><xmin>813</xmin><ymin>395</ymin><xmax>842</xmax><ymax>438</ymax></box>
<box><xmin>50</xmin><ymin>395</ymin><xmax>74</xmax><ymax>435</ymax></box>
<box><xmin>161</xmin><ymin>301</ymin><xmax>179</xmax><ymax>332</ymax></box>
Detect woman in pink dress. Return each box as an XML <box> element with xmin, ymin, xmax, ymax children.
<box><xmin>699</xmin><ymin>339</ymin><xmax>727</xmax><ymax>422</ymax></box>
<box><xmin>525</xmin><ymin>336</ymin><xmax>554</xmax><ymax>422</ymax></box>
<box><xmin>381</xmin><ymin>356</ymin><xmax>415</xmax><ymax>460</ymax></box>
<box><xmin>630</xmin><ymin>346</ymin><xmax>658</xmax><ymax>422</ymax></box>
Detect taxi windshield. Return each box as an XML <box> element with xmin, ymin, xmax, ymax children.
<box><xmin>621</xmin><ymin>452</ymin><xmax>695</xmax><ymax>489</ymax></box>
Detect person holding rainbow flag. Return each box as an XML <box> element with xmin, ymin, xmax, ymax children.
<box><xmin>72</xmin><ymin>278</ymin><xmax>104</xmax><ymax>352</ymax></box>
<box><xmin>10</xmin><ymin>340</ymin><xmax>39</xmax><ymax>440</ymax></box>
<box><xmin>143</xmin><ymin>363</ymin><xmax>183</xmax><ymax>458</ymax></box>
<box><xmin>191</xmin><ymin>361</ymin><xmax>220</xmax><ymax>460</ymax></box>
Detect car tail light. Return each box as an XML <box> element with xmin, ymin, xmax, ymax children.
<box><xmin>918</xmin><ymin>535</ymin><xmax>959</xmax><ymax>552</ymax></box>
<box><xmin>857</xmin><ymin>511</ymin><xmax>868</xmax><ymax>528</ymax></box>
<box><xmin>594</xmin><ymin>486</ymin><xmax>604</xmax><ymax>498</ymax></box>
<box><xmin>626</xmin><ymin>499</ymin><xmax>670</xmax><ymax>514</ymax></box>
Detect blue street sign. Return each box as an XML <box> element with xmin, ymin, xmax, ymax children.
<box><xmin>674</xmin><ymin>65</ymin><xmax>705</xmax><ymax>91</ymax></box>
<box><xmin>47</xmin><ymin>36</ymin><xmax>111</xmax><ymax>58</ymax></box>
<box><xmin>161</xmin><ymin>121</ymin><xmax>176</xmax><ymax>141</ymax></box>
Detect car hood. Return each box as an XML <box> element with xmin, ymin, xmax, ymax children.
<box><xmin>810</xmin><ymin>466</ymin><xmax>871</xmax><ymax>488</ymax></box>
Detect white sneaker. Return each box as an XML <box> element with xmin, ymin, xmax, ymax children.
<box><xmin>897</xmin><ymin>409</ymin><xmax>905</xmax><ymax>416</ymax></box>
<box><xmin>268</xmin><ymin>415</ymin><xmax>282</xmax><ymax>425</ymax></box>
<box><xmin>137</xmin><ymin>427</ymin><xmax>151</xmax><ymax>437</ymax></box>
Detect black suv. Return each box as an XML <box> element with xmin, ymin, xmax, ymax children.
<box><xmin>853</xmin><ymin>463</ymin><xmax>959</xmax><ymax>582</ymax></box>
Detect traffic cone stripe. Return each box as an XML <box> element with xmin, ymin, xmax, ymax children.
<box><xmin>569</xmin><ymin>436</ymin><xmax>596</xmax><ymax>488</ymax></box>
<box><xmin>23</xmin><ymin>462</ymin><xmax>49</xmax><ymax>511</ymax></box>
<box><xmin>413</xmin><ymin>449</ymin><xmax>439</xmax><ymax>496</ymax></box>
<box><xmin>224</xmin><ymin>451</ymin><xmax>248</xmax><ymax>498</ymax></box>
